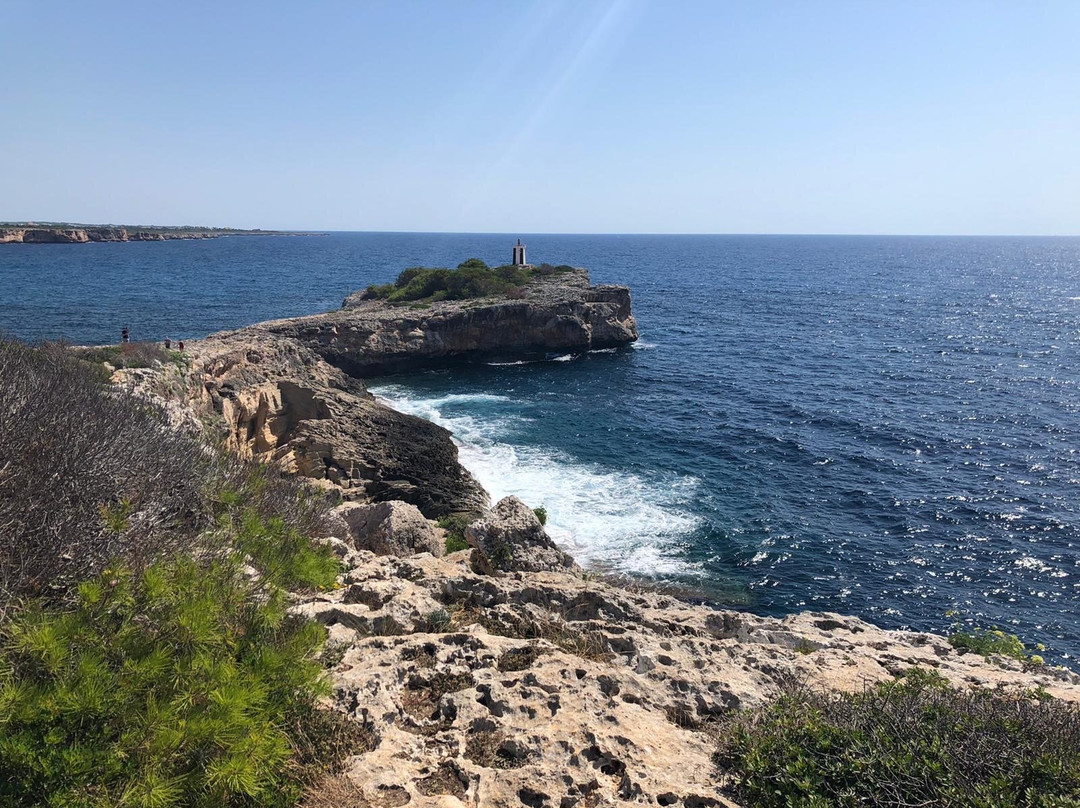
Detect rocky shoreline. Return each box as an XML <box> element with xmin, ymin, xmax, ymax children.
<box><xmin>113</xmin><ymin>268</ymin><xmax>636</xmax><ymax>516</ymax></box>
<box><xmin>301</xmin><ymin>502</ymin><xmax>1080</xmax><ymax>807</ymax></box>
<box><xmin>106</xmin><ymin>268</ymin><xmax>1080</xmax><ymax>807</ymax></box>
<box><xmin>0</xmin><ymin>224</ymin><xmax>311</xmax><ymax>243</ymax></box>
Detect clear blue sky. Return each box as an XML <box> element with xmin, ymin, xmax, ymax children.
<box><xmin>2</xmin><ymin>1</ymin><xmax>1078</xmax><ymax>234</ymax></box>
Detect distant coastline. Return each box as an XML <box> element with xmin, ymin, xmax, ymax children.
<box><xmin>0</xmin><ymin>222</ymin><xmax>321</xmax><ymax>244</ymax></box>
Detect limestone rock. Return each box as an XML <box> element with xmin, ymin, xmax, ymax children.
<box><xmin>333</xmin><ymin>500</ymin><xmax>444</xmax><ymax>557</ymax></box>
<box><xmin>466</xmin><ymin>496</ymin><xmax>579</xmax><ymax>575</ymax></box>
<box><xmin>265</xmin><ymin>268</ymin><xmax>639</xmax><ymax>376</ymax></box>
<box><xmin>166</xmin><ymin>332</ymin><xmax>488</xmax><ymax>517</ymax></box>
<box><xmin>293</xmin><ymin>548</ymin><xmax>1080</xmax><ymax>808</ymax></box>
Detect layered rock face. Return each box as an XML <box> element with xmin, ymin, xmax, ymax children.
<box><xmin>127</xmin><ymin>332</ymin><xmax>487</xmax><ymax>517</ymax></box>
<box><xmin>0</xmin><ymin>227</ymin><xmax>197</xmax><ymax>243</ymax></box>
<box><xmin>262</xmin><ymin>269</ymin><xmax>639</xmax><ymax>376</ymax></box>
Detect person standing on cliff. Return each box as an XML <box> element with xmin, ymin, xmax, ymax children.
<box><xmin>121</xmin><ymin>326</ymin><xmax>129</xmax><ymax>343</ymax></box>
<box><xmin>164</xmin><ymin>337</ymin><xmax>171</xmax><ymax>350</ymax></box>
<box><xmin>177</xmin><ymin>340</ymin><xmax>184</xmax><ymax>352</ymax></box>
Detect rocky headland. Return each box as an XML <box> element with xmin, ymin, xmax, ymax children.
<box><xmin>266</xmin><ymin>268</ymin><xmax>638</xmax><ymax>376</ymax></box>
<box><xmin>113</xmin><ymin>268</ymin><xmax>636</xmax><ymax>517</ymax></box>
<box><xmin>102</xmin><ymin>267</ymin><xmax>1080</xmax><ymax>807</ymax></box>
<box><xmin>0</xmin><ymin>223</ymin><xmax>310</xmax><ymax>243</ymax></box>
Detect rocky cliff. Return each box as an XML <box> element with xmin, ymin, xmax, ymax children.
<box><xmin>111</xmin><ymin>269</ymin><xmax>636</xmax><ymax>516</ymax></box>
<box><xmin>263</xmin><ymin>269</ymin><xmax>638</xmax><ymax>376</ymax></box>
<box><xmin>102</xmin><ymin>271</ymin><xmax>1080</xmax><ymax>806</ymax></box>
<box><xmin>114</xmin><ymin>333</ymin><xmax>488</xmax><ymax>517</ymax></box>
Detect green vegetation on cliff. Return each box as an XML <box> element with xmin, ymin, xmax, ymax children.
<box><xmin>0</xmin><ymin>339</ymin><xmax>355</xmax><ymax>807</ymax></box>
<box><xmin>949</xmin><ymin>626</ymin><xmax>1048</xmax><ymax>666</ymax></box>
<box><xmin>362</xmin><ymin>258</ymin><xmax>575</xmax><ymax>303</ymax></box>
<box><xmin>716</xmin><ymin>668</ymin><xmax>1080</xmax><ymax>807</ymax></box>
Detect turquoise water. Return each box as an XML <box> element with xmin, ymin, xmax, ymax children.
<box><xmin>4</xmin><ymin>233</ymin><xmax>1080</xmax><ymax>659</ymax></box>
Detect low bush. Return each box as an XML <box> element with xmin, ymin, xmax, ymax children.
<box><xmin>437</xmin><ymin>514</ymin><xmax>472</xmax><ymax>554</ymax></box>
<box><xmin>0</xmin><ymin>338</ymin><xmax>336</xmax><ymax>611</ymax></box>
<box><xmin>360</xmin><ymin>258</ymin><xmax>569</xmax><ymax>304</ymax></box>
<box><xmin>0</xmin><ymin>338</ymin><xmax>353</xmax><ymax>806</ymax></box>
<box><xmin>949</xmin><ymin>626</ymin><xmax>1046</xmax><ymax>665</ymax></box>
<box><xmin>78</xmin><ymin>341</ymin><xmax>173</xmax><ymax>370</ymax></box>
<box><xmin>0</xmin><ymin>556</ymin><xmax>330</xmax><ymax>807</ymax></box>
<box><xmin>532</xmin><ymin>507</ymin><xmax>547</xmax><ymax>526</ymax></box>
<box><xmin>715</xmin><ymin>668</ymin><xmax>1080</xmax><ymax>807</ymax></box>
<box><xmin>218</xmin><ymin>499</ymin><xmax>340</xmax><ymax>591</ymax></box>
<box><xmin>0</xmin><ymin>339</ymin><xmax>212</xmax><ymax>611</ymax></box>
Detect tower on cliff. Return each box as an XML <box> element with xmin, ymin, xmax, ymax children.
<box><xmin>512</xmin><ymin>239</ymin><xmax>527</xmax><ymax>267</ymax></box>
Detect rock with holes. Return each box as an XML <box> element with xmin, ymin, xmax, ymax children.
<box><xmin>292</xmin><ymin>546</ymin><xmax>1080</xmax><ymax>808</ymax></box>
<box><xmin>333</xmin><ymin>500</ymin><xmax>444</xmax><ymax>558</ymax></box>
<box><xmin>466</xmin><ymin>496</ymin><xmax>579</xmax><ymax>575</ymax></box>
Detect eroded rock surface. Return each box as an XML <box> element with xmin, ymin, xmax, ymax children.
<box><xmin>295</xmin><ymin>550</ymin><xmax>1080</xmax><ymax>808</ymax></box>
<box><xmin>262</xmin><ymin>269</ymin><xmax>638</xmax><ymax>376</ymax></box>
<box><xmin>136</xmin><ymin>332</ymin><xmax>487</xmax><ymax>517</ymax></box>
<box><xmin>467</xmin><ymin>496</ymin><xmax>579</xmax><ymax>575</ymax></box>
<box><xmin>334</xmin><ymin>500</ymin><xmax>445</xmax><ymax>558</ymax></box>
<box><xmin>106</xmin><ymin>268</ymin><xmax>639</xmax><ymax>517</ymax></box>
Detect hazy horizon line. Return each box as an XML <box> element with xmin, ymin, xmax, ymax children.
<box><xmin>5</xmin><ymin>222</ymin><xmax>1080</xmax><ymax>238</ymax></box>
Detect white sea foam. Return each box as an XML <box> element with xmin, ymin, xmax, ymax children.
<box><xmin>370</xmin><ymin>383</ymin><xmax>703</xmax><ymax>576</ymax></box>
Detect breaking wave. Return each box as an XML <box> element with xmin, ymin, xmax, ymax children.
<box><xmin>370</xmin><ymin>384</ymin><xmax>702</xmax><ymax>576</ymax></box>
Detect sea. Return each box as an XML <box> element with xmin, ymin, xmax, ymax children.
<box><xmin>3</xmin><ymin>233</ymin><xmax>1079</xmax><ymax>661</ymax></box>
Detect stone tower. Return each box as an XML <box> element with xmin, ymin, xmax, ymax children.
<box><xmin>512</xmin><ymin>239</ymin><xmax>527</xmax><ymax>267</ymax></box>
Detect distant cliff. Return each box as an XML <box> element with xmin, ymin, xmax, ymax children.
<box><xmin>0</xmin><ymin>224</ymin><xmax>312</xmax><ymax>243</ymax></box>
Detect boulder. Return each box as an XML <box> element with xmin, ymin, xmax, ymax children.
<box><xmin>466</xmin><ymin>496</ymin><xmax>579</xmax><ymax>574</ymax></box>
<box><xmin>332</xmin><ymin>500</ymin><xmax>444</xmax><ymax>558</ymax></box>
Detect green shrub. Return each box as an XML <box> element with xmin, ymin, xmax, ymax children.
<box><xmin>363</xmin><ymin>283</ymin><xmax>395</xmax><ymax>299</ymax></box>
<box><xmin>532</xmin><ymin>507</ymin><xmax>547</xmax><ymax>526</ymax></box>
<box><xmin>0</xmin><ymin>555</ymin><xmax>331</xmax><ymax>808</ymax></box>
<box><xmin>0</xmin><ymin>338</ymin><xmax>354</xmax><ymax>806</ymax></box>
<box><xmin>949</xmin><ymin>627</ymin><xmax>1045</xmax><ymax>665</ymax></box>
<box><xmin>456</xmin><ymin>258</ymin><xmax>488</xmax><ymax>270</ymax></box>
<box><xmin>716</xmin><ymin>669</ymin><xmax>1080</xmax><ymax>808</ymax></box>
<box><xmin>438</xmin><ymin>514</ymin><xmax>472</xmax><ymax>554</ymax></box>
<box><xmin>533</xmin><ymin>263</ymin><xmax>575</xmax><ymax>276</ymax></box>
<box><xmin>360</xmin><ymin>258</ymin><xmax>556</xmax><ymax>304</ymax></box>
<box><xmin>444</xmin><ymin>534</ymin><xmax>469</xmax><ymax>554</ymax></box>
<box><xmin>220</xmin><ymin>504</ymin><xmax>340</xmax><ymax>591</ymax></box>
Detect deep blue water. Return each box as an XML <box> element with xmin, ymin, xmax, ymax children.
<box><xmin>4</xmin><ymin>233</ymin><xmax>1080</xmax><ymax>660</ymax></box>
